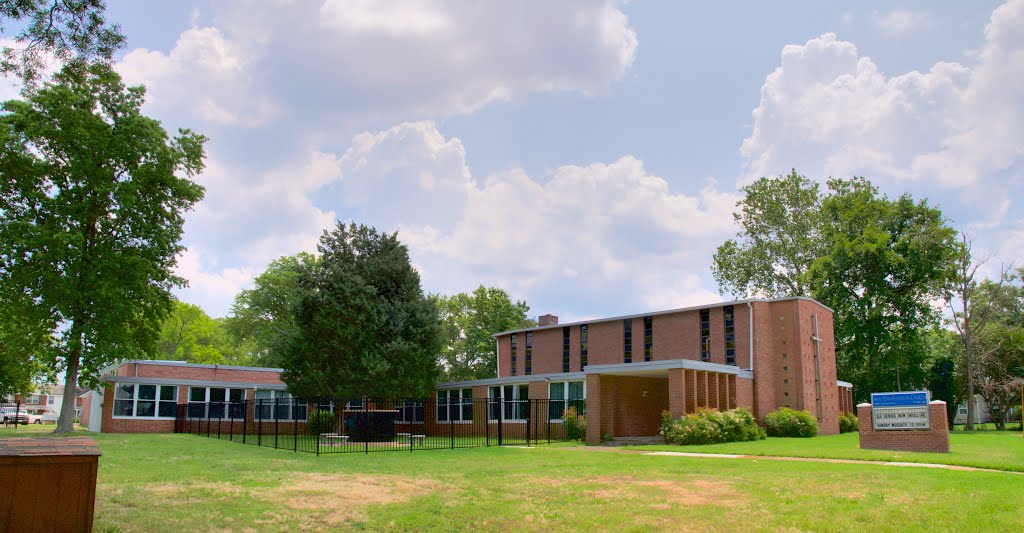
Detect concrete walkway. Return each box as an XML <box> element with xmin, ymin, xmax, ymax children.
<box><xmin>556</xmin><ymin>446</ymin><xmax>1023</xmax><ymax>474</ymax></box>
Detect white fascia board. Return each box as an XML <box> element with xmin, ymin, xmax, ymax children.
<box><xmin>584</xmin><ymin>359</ymin><xmax>754</xmax><ymax>379</ymax></box>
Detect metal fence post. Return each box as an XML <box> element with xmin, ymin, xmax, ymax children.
<box><xmin>294</xmin><ymin>399</ymin><xmax>299</xmax><ymax>453</ymax></box>
<box><xmin>498</xmin><ymin>397</ymin><xmax>504</xmax><ymax>446</ymax></box>
<box><xmin>242</xmin><ymin>400</ymin><xmax>248</xmax><ymax>444</ymax></box>
<box><xmin>257</xmin><ymin>399</ymin><xmax>262</xmax><ymax>447</ymax></box>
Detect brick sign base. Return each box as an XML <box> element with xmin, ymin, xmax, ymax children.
<box><xmin>857</xmin><ymin>401</ymin><xmax>950</xmax><ymax>453</ymax></box>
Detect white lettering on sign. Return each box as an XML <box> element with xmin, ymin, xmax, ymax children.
<box><xmin>872</xmin><ymin>406</ymin><xmax>930</xmax><ymax>430</ymax></box>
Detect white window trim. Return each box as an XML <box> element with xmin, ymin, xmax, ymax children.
<box><xmin>395</xmin><ymin>400</ymin><xmax>425</xmax><ymax>424</ymax></box>
<box><xmin>112</xmin><ymin>383</ymin><xmax>179</xmax><ymax>420</ymax></box>
<box><xmin>187</xmin><ymin>386</ymin><xmax>246</xmax><ymax>420</ymax></box>
<box><xmin>547</xmin><ymin>380</ymin><xmax>586</xmax><ymax>422</ymax></box>
<box><xmin>489</xmin><ymin>383</ymin><xmax>529</xmax><ymax>422</ymax></box>
<box><xmin>437</xmin><ymin>388</ymin><xmax>473</xmax><ymax>423</ymax></box>
<box><xmin>254</xmin><ymin>389</ymin><xmax>307</xmax><ymax>421</ymax></box>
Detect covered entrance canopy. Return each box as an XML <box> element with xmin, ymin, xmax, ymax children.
<box><xmin>583</xmin><ymin>359</ymin><xmax>754</xmax><ymax>443</ymax></box>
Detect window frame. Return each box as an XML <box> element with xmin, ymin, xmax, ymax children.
<box><xmin>724</xmin><ymin>305</ymin><xmax>736</xmax><ymax>365</ymax></box>
<box><xmin>580</xmin><ymin>324</ymin><xmax>589</xmax><ymax>369</ymax></box>
<box><xmin>488</xmin><ymin>383</ymin><xmax>530</xmax><ymax>422</ymax></box>
<box><xmin>436</xmin><ymin>388</ymin><xmax>473</xmax><ymax>423</ymax></box>
<box><xmin>187</xmin><ymin>386</ymin><xmax>247</xmax><ymax>420</ymax></box>
<box><xmin>254</xmin><ymin>389</ymin><xmax>307</xmax><ymax>421</ymax></box>
<box><xmin>112</xmin><ymin>383</ymin><xmax>179</xmax><ymax>420</ymax></box>
<box><xmin>510</xmin><ymin>333</ymin><xmax>518</xmax><ymax>376</ymax></box>
<box><xmin>547</xmin><ymin>380</ymin><xmax>586</xmax><ymax>421</ymax></box>
<box><xmin>562</xmin><ymin>326</ymin><xmax>571</xmax><ymax>372</ymax></box>
<box><xmin>643</xmin><ymin>315</ymin><xmax>653</xmax><ymax>361</ymax></box>
<box><xmin>700</xmin><ymin>309</ymin><xmax>711</xmax><ymax>362</ymax></box>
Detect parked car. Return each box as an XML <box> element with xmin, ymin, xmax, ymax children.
<box><xmin>42</xmin><ymin>410</ymin><xmax>60</xmax><ymax>424</ymax></box>
<box><xmin>1</xmin><ymin>407</ymin><xmax>29</xmax><ymax>425</ymax></box>
<box><xmin>26</xmin><ymin>412</ymin><xmax>45</xmax><ymax>424</ymax></box>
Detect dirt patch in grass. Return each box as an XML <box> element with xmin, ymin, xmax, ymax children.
<box><xmin>256</xmin><ymin>473</ymin><xmax>440</xmax><ymax>527</ymax></box>
<box><xmin>585</xmin><ymin>475</ymin><xmax>741</xmax><ymax>507</ymax></box>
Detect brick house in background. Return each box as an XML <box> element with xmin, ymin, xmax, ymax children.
<box><xmin>436</xmin><ymin>296</ymin><xmax>854</xmax><ymax>443</ymax></box>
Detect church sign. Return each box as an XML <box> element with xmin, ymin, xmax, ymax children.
<box><xmin>870</xmin><ymin>391</ymin><xmax>931</xmax><ymax>430</ymax></box>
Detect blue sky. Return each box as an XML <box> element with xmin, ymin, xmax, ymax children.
<box><xmin>12</xmin><ymin>0</ymin><xmax>1021</xmax><ymax>321</ymax></box>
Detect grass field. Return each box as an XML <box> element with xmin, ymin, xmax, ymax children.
<box><xmin>3</xmin><ymin>425</ymin><xmax>1023</xmax><ymax>531</ymax></box>
<box><xmin>626</xmin><ymin>431</ymin><xmax>1024</xmax><ymax>472</ymax></box>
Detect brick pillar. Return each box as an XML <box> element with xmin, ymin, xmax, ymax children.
<box><xmin>668</xmin><ymin>368</ymin><xmax>686</xmax><ymax>418</ymax></box>
<box><xmin>585</xmin><ymin>374</ymin><xmax>602</xmax><ymax>444</ymax></box>
<box><xmin>696</xmin><ymin>372</ymin><xmax>707</xmax><ymax>408</ymax></box>
<box><xmin>685</xmin><ymin>370</ymin><xmax>697</xmax><ymax>412</ymax></box>
<box><xmin>727</xmin><ymin>375</ymin><xmax>737</xmax><ymax>409</ymax></box>
<box><xmin>718</xmin><ymin>374</ymin><xmax>729</xmax><ymax>410</ymax></box>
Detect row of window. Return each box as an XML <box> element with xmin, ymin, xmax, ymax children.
<box><xmin>114</xmin><ymin>384</ymin><xmax>307</xmax><ymax>420</ymax></box>
<box><xmin>113</xmin><ymin>383</ymin><xmax>585</xmax><ymax>424</ymax></box>
<box><xmin>512</xmin><ymin>308</ymin><xmax>741</xmax><ymax>370</ymax></box>
<box><xmin>437</xmin><ymin>381</ymin><xmax>585</xmax><ymax>422</ymax></box>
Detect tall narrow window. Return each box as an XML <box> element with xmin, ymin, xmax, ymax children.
<box><xmin>562</xmin><ymin>326</ymin><xmax>571</xmax><ymax>372</ymax></box>
<box><xmin>623</xmin><ymin>319</ymin><xmax>632</xmax><ymax>363</ymax></box>
<box><xmin>580</xmin><ymin>324</ymin><xmax>588</xmax><ymax>369</ymax></box>
<box><xmin>643</xmin><ymin>316</ymin><xmax>653</xmax><ymax>362</ymax></box>
<box><xmin>700</xmin><ymin>309</ymin><xmax>710</xmax><ymax>362</ymax></box>
<box><xmin>510</xmin><ymin>334</ymin><xmax>518</xmax><ymax>376</ymax></box>
<box><xmin>724</xmin><ymin>305</ymin><xmax>736</xmax><ymax>365</ymax></box>
<box><xmin>525</xmin><ymin>332</ymin><xmax>533</xmax><ymax>375</ymax></box>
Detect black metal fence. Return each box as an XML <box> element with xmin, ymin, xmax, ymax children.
<box><xmin>1</xmin><ymin>400</ymin><xmax>26</xmax><ymax>428</ymax></box>
<box><xmin>175</xmin><ymin>397</ymin><xmax>586</xmax><ymax>454</ymax></box>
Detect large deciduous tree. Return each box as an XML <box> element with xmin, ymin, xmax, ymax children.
<box><xmin>944</xmin><ymin>236</ymin><xmax>1014</xmax><ymax>430</ymax></box>
<box><xmin>0</xmin><ymin>63</ymin><xmax>206</xmax><ymax>432</ymax></box>
<box><xmin>155</xmin><ymin>300</ymin><xmax>225</xmax><ymax>365</ymax></box>
<box><xmin>809</xmin><ymin>177</ymin><xmax>958</xmax><ymax>398</ymax></box>
<box><xmin>226</xmin><ymin>252</ymin><xmax>317</xmax><ymax>367</ymax></box>
<box><xmin>712</xmin><ymin>170</ymin><xmax>822</xmax><ymax>298</ymax></box>
<box><xmin>276</xmin><ymin>224</ymin><xmax>442</xmax><ymax>399</ymax></box>
<box><xmin>713</xmin><ymin>173</ymin><xmax>958</xmax><ymax>400</ymax></box>
<box><xmin>436</xmin><ymin>285</ymin><xmax>535</xmax><ymax>381</ymax></box>
<box><xmin>1</xmin><ymin>0</ymin><xmax>124</xmax><ymax>81</ymax></box>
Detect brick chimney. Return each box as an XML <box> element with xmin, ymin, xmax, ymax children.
<box><xmin>538</xmin><ymin>314</ymin><xmax>559</xmax><ymax>326</ymax></box>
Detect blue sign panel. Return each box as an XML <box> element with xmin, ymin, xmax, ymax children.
<box><xmin>871</xmin><ymin>391</ymin><xmax>929</xmax><ymax>408</ymax></box>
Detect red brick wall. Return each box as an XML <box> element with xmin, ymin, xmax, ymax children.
<box><xmin>857</xmin><ymin>402</ymin><xmax>949</xmax><ymax>453</ymax></box>
<box><xmin>117</xmin><ymin>362</ymin><xmax>284</xmax><ymax>385</ymax></box>
<box><xmin>586</xmin><ymin>320</ymin><xmax>622</xmax><ymax>366</ymax></box>
<box><xmin>530</xmin><ymin>328</ymin><xmax>562</xmax><ymax>375</ymax></box>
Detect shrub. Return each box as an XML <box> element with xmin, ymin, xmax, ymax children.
<box><xmin>660</xmin><ymin>407</ymin><xmax>766</xmax><ymax>445</ymax></box>
<box><xmin>307</xmin><ymin>410</ymin><xmax>335</xmax><ymax>435</ymax></box>
<box><xmin>563</xmin><ymin>406</ymin><xmax>587</xmax><ymax>440</ymax></box>
<box><xmin>839</xmin><ymin>411</ymin><xmax>859</xmax><ymax>433</ymax></box>
<box><xmin>764</xmin><ymin>407</ymin><xmax>818</xmax><ymax>438</ymax></box>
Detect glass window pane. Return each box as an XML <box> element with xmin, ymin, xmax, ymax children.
<box><xmin>209</xmin><ymin>388</ymin><xmax>226</xmax><ymax>402</ymax></box>
<box><xmin>188</xmin><ymin>403</ymin><xmax>205</xmax><ymax>418</ymax></box>
<box><xmin>462</xmin><ymin>388</ymin><xmax>472</xmax><ymax>400</ymax></box>
<box><xmin>158</xmin><ymin>401</ymin><xmax>177</xmax><ymax>418</ymax></box>
<box><xmin>115</xmin><ymin>384</ymin><xmax>134</xmax><ymax>400</ymax></box>
<box><xmin>190</xmin><ymin>387</ymin><xmax>206</xmax><ymax>402</ymax></box>
<box><xmin>209</xmin><ymin>402</ymin><xmax>226</xmax><ymax>419</ymax></box>
<box><xmin>549</xmin><ymin>382</ymin><xmax>565</xmax><ymax>401</ymax></box>
<box><xmin>293</xmin><ymin>403</ymin><xmax>307</xmax><ymax>420</ymax></box>
<box><xmin>229</xmin><ymin>389</ymin><xmax>245</xmax><ymax>402</ymax></box>
<box><xmin>136</xmin><ymin>399</ymin><xmax>156</xmax><ymax>417</ymax></box>
<box><xmin>159</xmin><ymin>386</ymin><xmax>176</xmax><ymax>401</ymax></box>
<box><xmin>137</xmin><ymin>385</ymin><xmax>156</xmax><ymax>400</ymax></box>
<box><xmin>569</xmin><ymin>382</ymin><xmax>584</xmax><ymax>400</ymax></box>
<box><xmin>461</xmin><ymin>398</ymin><xmax>473</xmax><ymax>422</ymax></box>
<box><xmin>113</xmin><ymin>399</ymin><xmax>134</xmax><ymax>416</ymax></box>
<box><xmin>254</xmin><ymin>389</ymin><xmax>272</xmax><ymax>400</ymax></box>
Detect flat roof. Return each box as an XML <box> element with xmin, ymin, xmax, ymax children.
<box><xmin>102</xmin><ymin>359</ymin><xmax>284</xmax><ymax>375</ymax></box>
<box><xmin>494</xmin><ymin>296</ymin><xmax>832</xmax><ymax>337</ymax></box>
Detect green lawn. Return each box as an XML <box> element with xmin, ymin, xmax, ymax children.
<box><xmin>624</xmin><ymin>431</ymin><xmax>1024</xmax><ymax>472</ymax></box>
<box><xmin>3</xmin><ymin>427</ymin><xmax>1024</xmax><ymax>531</ymax></box>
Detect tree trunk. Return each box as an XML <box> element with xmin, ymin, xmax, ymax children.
<box><xmin>54</xmin><ymin>324</ymin><xmax>83</xmax><ymax>434</ymax></box>
<box><xmin>965</xmin><ymin>331</ymin><xmax>975</xmax><ymax>431</ymax></box>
